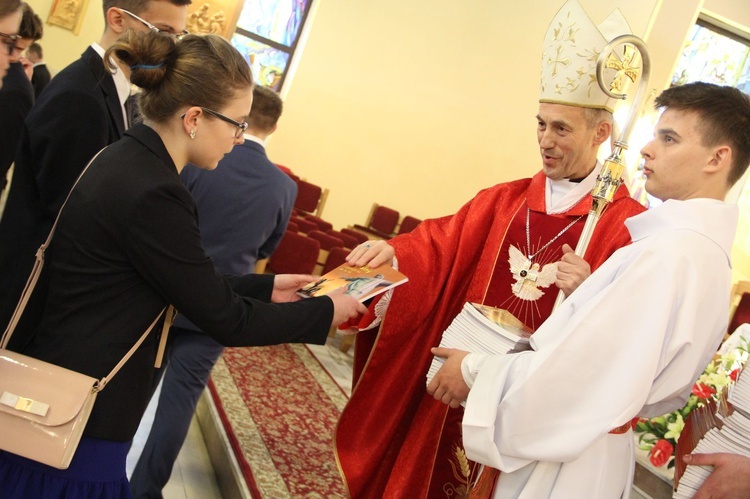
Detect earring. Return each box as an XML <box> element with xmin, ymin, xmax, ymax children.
<box><xmin>189</xmin><ymin>129</ymin><xmax>196</xmax><ymax>139</ymax></box>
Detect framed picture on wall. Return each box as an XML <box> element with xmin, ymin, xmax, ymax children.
<box><xmin>185</xmin><ymin>0</ymin><xmax>245</xmax><ymax>40</ymax></box>
<box><xmin>47</xmin><ymin>0</ymin><xmax>90</xmax><ymax>35</ymax></box>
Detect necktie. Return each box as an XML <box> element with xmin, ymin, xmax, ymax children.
<box><xmin>124</xmin><ymin>95</ymin><xmax>134</xmax><ymax>129</ymax></box>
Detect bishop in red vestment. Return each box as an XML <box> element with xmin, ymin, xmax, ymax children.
<box><xmin>335</xmin><ymin>170</ymin><xmax>644</xmax><ymax>498</ymax></box>
<box><xmin>335</xmin><ymin>3</ymin><xmax>646</xmax><ymax>495</ymax></box>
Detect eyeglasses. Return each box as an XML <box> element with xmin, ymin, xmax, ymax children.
<box><xmin>119</xmin><ymin>8</ymin><xmax>189</xmax><ymax>39</ymax></box>
<box><xmin>181</xmin><ymin>107</ymin><xmax>249</xmax><ymax>139</ymax></box>
<box><xmin>0</xmin><ymin>31</ymin><xmax>18</xmax><ymax>56</ymax></box>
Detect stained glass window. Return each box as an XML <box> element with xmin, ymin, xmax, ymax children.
<box><xmin>671</xmin><ymin>20</ymin><xmax>750</xmax><ymax>92</ymax></box>
<box><xmin>231</xmin><ymin>0</ymin><xmax>312</xmax><ymax>91</ymax></box>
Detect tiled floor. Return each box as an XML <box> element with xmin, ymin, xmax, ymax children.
<box><xmin>126</xmin><ymin>333</ymin><xmax>354</xmax><ymax>499</ymax></box>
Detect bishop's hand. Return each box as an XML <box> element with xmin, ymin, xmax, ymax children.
<box><xmin>346</xmin><ymin>240</ymin><xmax>395</xmax><ymax>268</ymax></box>
<box><xmin>427</xmin><ymin>347</ymin><xmax>470</xmax><ymax>409</ymax></box>
<box><xmin>555</xmin><ymin>243</ymin><xmax>590</xmax><ymax>297</ymax></box>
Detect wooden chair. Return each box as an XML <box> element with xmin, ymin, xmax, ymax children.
<box><xmin>266</xmin><ymin>231</ymin><xmax>321</xmax><ymax>275</ymax></box>
<box><xmin>322</xmin><ymin>246</ymin><xmax>349</xmax><ymax>274</ymax></box>
<box><xmin>397</xmin><ymin>215</ymin><xmax>422</xmax><ymax>235</ymax></box>
<box><xmin>290</xmin><ymin>216</ymin><xmax>318</xmax><ymax>234</ymax></box>
<box><xmin>294</xmin><ymin>179</ymin><xmax>329</xmax><ymax>217</ymax></box>
<box><xmin>304</xmin><ymin>214</ymin><xmax>333</xmax><ymax>232</ymax></box>
<box><xmin>341</xmin><ymin>228</ymin><xmax>369</xmax><ymax>245</ymax></box>
<box><xmin>353</xmin><ymin>203</ymin><xmax>400</xmax><ymax>239</ymax></box>
<box><xmin>307</xmin><ymin>230</ymin><xmax>344</xmax><ymax>275</ymax></box>
<box><xmin>327</xmin><ymin>229</ymin><xmax>358</xmax><ymax>249</ymax></box>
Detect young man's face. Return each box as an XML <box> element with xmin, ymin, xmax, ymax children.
<box><xmin>536</xmin><ymin>103</ymin><xmax>603</xmax><ymax>181</ymax></box>
<box><xmin>640</xmin><ymin>108</ymin><xmax>717</xmax><ymax>201</ymax></box>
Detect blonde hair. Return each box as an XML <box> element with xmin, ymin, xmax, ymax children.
<box><xmin>105</xmin><ymin>31</ymin><xmax>253</xmax><ymax>123</ymax></box>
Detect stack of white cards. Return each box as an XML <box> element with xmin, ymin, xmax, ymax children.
<box><xmin>426</xmin><ymin>302</ymin><xmax>531</xmax><ymax>387</ymax></box>
<box><xmin>673</xmin><ymin>370</ymin><xmax>750</xmax><ymax>498</ymax></box>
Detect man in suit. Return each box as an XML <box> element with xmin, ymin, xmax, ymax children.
<box><xmin>0</xmin><ymin>2</ymin><xmax>42</xmax><ymax>192</ymax></box>
<box><xmin>25</xmin><ymin>42</ymin><xmax>49</xmax><ymax>98</ymax></box>
<box><xmin>129</xmin><ymin>85</ymin><xmax>298</xmax><ymax>497</ymax></box>
<box><xmin>0</xmin><ymin>0</ymin><xmax>189</xmax><ymax>337</ymax></box>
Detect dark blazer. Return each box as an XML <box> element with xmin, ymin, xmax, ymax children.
<box><xmin>0</xmin><ymin>47</ymin><xmax>126</xmax><ymax>333</ymax></box>
<box><xmin>15</xmin><ymin>124</ymin><xmax>333</xmax><ymax>441</ymax></box>
<box><xmin>175</xmin><ymin>139</ymin><xmax>298</xmax><ymax>332</ymax></box>
<box><xmin>0</xmin><ymin>62</ymin><xmax>34</xmax><ymax>190</ymax></box>
<box><xmin>31</xmin><ymin>62</ymin><xmax>51</xmax><ymax>99</ymax></box>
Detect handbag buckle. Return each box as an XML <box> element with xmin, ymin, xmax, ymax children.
<box><xmin>0</xmin><ymin>391</ymin><xmax>50</xmax><ymax>417</ymax></box>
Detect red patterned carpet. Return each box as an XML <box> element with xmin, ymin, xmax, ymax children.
<box><xmin>209</xmin><ymin>343</ymin><xmax>350</xmax><ymax>498</ymax></box>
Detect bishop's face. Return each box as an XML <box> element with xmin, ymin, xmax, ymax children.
<box><xmin>640</xmin><ymin>109</ymin><xmax>716</xmax><ymax>201</ymax></box>
<box><xmin>536</xmin><ymin>103</ymin><xmax>600</xmax><ymax>181</ymax></box>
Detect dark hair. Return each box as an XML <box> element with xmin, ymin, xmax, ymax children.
<box><xmin>105</xmin><ymin>31</ymin><xmax>253</xmax><ymax>123</ymax></box>
<box><xmin>248</xmin><ymin>85</ymin><xmax>283</xmax><ymax>132</ymax></box>
<box><xmin>19</xmin><ymin>2</ymin><xmax>42</xmax><ymax>41</ymax></box>
<box><xmin>102</xmin><ymin>0</ymin><xmax>191</xmax><ymax>19</ymax></box>
<box><xmin>655</xmin><ymin>82</ymin><xmax>750</xmax><ymax>186</ymax></box>
<box><xmin>27</xmin><ymin>41</ymin><xmax>41</xmax><ymax>58</ymax></box>
<box><xmin>0</xmin><ymin>0</ymin><xmax>22</xmax><ymax>18</ymax></box>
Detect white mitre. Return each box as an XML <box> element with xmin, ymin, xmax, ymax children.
<box><xmin>539</xmin><ymin>0</ymin><xmax>633</xmax><ymax>113</ymax></box>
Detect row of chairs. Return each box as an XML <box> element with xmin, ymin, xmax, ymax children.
<box><xmin>278</xmin><ymin>163</ymin><xmax>421</xmax><ymax>240</ymax></box>
<box><xmin>266</xmin><ymin>222</ymin><xmax>369</xmax><ymax>276</ymax></box>
<box><xmin>353</xmin><ymin>203</ymin><xmax>422</xmax><ymax>239</ymax></box>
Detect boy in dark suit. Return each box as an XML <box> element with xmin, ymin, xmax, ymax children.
<box><xmin>25</xmin><ymin>42</ymin><xmax>49</xmax><ymax>98</ymax></box>
<box><xmin>0</xmin><ymin>2</ymin><xmax>42</xmax><ymax>191</ymax></box>
<box><xmin>0</xmin><ymin>0</ymin><xmax>190</xmax><ymax>341</ymax></box>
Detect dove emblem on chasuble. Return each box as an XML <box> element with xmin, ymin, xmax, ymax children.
<box><xmin>509</xmin><ymin>245</ymin><xmax>558</xmax><ymax>301</ymax></box>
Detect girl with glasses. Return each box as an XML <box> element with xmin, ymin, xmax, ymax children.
<box><xmin>0</xmin><ymin>30</ymin><xmax>366</xmax><ymax>498</ymax></box>
<box><xmin>0</xmin><ymin>0</ymin><xmax>21</xmax><ymax>87</ymax></box>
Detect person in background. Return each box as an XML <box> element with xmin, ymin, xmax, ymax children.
<box><xmin>335</xmin><ymin>2</ymin><xmax>645</xmax><ymax>496</ymax></box>
<box><xmin>0</xmin><ymin>2</ymin><xmax>41</xmax><ymax>192</ymax></box>
<box><xmin>25</xmin><ymin>41</ymin><xmax>49</xmax><ymax>98</ymax></box>
<box><xmin>432</xmin><ymin>81</ymin><xmax>750</xmax><ymax>498</ymax></box>
<box><xmin>0</xmin><ymin>30</ymin><xmax>366</xmax><ymax>497</ymax></box>
<box><xmin>129</xmin><ymin>85</ymin><xmax>298</xmax><ymax>497</ymax></box>
<box><xmin>0</xmin><ymin>0</ymin><xmax>21</xmax><ymax>87</ymax></box>
<box><xmin>0</xmin><ymin>0</ymin><xmax>191</xmax><ymax>342</ymax></box>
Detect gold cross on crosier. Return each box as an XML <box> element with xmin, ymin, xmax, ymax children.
<box><xmin>604</xmin><ymin>44</ymin><xmax>639</xmax><ymax>94</ymax></box>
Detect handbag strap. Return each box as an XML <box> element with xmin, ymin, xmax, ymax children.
<box><xmin>0</xmin><ymin>147</ymin><xmax>177</xmax><ymax>392</ymax></box>
<box><xmin>1</xmin><ymin>148</ymin><xmax>106</xmax><ymax>350</ymax></box>
<box><xmin>95</xmin><ymin>304</ymin><xmax>174</xmax><ymax>392</ymax></box>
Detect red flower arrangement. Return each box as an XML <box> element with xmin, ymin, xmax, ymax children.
<box><xmin>691</xmin><ymin>382</ymin><xmax>716</xmax><ymax>399</ymax></box>
<box><xmin>634</xmin><ymin>334</ymin><xmax>749</xmax><ymax>470</ymax></box>
<box><xmin>649</xmin><ymin>439</ymin><xmax>674</xmax><ymax>467</ymax></box>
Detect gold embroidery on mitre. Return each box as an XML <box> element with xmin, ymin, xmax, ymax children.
<box><xmin>539</xmin><ymin>0</ymin><xmax>633</xmax><ymax>112</ymax></box>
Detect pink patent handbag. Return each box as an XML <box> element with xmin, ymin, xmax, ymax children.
<box><xmin>0</xmin><ymin>150</ymin><xmax>173</xmax><ymax>469</ymax></box>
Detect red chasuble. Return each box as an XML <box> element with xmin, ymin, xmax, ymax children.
<box><xmin>334</xmin><ymin>171</ymin><xmax>645</xmax><ymax>498</ymax></box>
